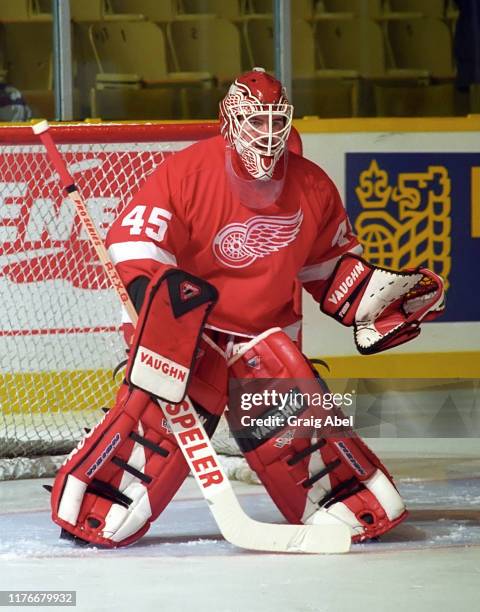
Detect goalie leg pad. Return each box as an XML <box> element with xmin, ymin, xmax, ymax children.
<box><xmin>51</xmin><ymin>386</ymin><xmax>189</xmax><ymax>547</ymax></box>
<box><xmin>227</xmin><ymin>329</ymin><xmax>407</xmax><ymax>542</ymax></box>
<box><xmin>52</xmin><ymin>336</ymin><xmax>228</xmax><ymax>548</ymax></box>
<box><xmin>127</xmin><ymin>267</ymin><xmax>218</xmax><ymax>403</ymax></box>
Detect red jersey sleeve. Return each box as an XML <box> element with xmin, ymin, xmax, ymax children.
<box><xmin>106</xmin><ymin>157</ymin><xmax>189</xmax><ymax>289</ymax></box>
<box><xmin>299</xmin><ymin>177</ymin><xmax>362</xmax><ymax>303</ymax></box>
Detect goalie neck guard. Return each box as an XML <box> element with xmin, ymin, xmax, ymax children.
<box><xmin>220</xmin><ymin>68</ymin><xmax>293</xmax><ymax>202</ymax></box>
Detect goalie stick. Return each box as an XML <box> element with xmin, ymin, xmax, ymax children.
<box><xmin>32</xmin><ymin>120</ymin><xmax>350</xmax><ymax>554</ymax></box>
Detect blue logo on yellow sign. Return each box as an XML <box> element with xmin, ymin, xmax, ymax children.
<box><xmin>347</xmin><ymin>154</ymin><xmax>480</xmax><ymax>322</ymax></box>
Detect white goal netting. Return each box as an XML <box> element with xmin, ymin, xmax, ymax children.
<box><xmin>0</xmin><ymin>122</ymin><xmax>251</xmax><ymax>481</ymax></box>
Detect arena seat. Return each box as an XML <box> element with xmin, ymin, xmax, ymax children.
<box><xmin>374</xmin><ymin>81</ymin><xmax>456</xmax><ymax>116</ymax></box>
<box><xmin>314</xmin><ymin>18</ymin><xmax>386</xmax><ymax>76</ymax></box>
<box><xmin>166</xmin><ymin>15</ymin><xmax>241</xmax><ymax>117</ymax></box>
<box><xmin>70</xmin><ymin>0</ymin><xmax>111</xmax><ymax>22</ymax></box>
<box><xmin>89</xmin><ymin>21</ymin><xmax>171</xmax><ymax>82</ymax></box>
<box><xmin>89</xmin><ymin>20</ymin><xmax>216</xmax><ymax>85</ymax></box>
<box><xmin>313</xmin><ymin>3</ymin><xmax>455</xmax><ymax>118</ymax></box>
<box><xmin>314</xmin><ymin>0</ymin><xmax>382</xmax><ymax>20</ymax></box>
<box><xmin>315</xmin><ymin>1</ymin><xmax>425</xmax><ymax>22</ymax></box>
<box><xmin>292</xmin><ymin>19</ymin><xmax>317</xmax><ymax>77</ymax></box>
<box><xmin>73</xmin><ymin>21</ymin><xmax>100</xmax><ymax>117</ymax></box>
<box><xmin>315</xmin><ymin>18</ymin><xmax>445</xmax><ymax>115</ymax></box>
<box><xmin>0</xmin><ymin>22</ymin><xmax>52</xmax><ymax>89</ymax></box>
<box><xmin>87</xmin><ymin>20</ymin><xmax>214</xmax><ymax>119</ymax></box>
<box><xmin>180</xmin><ymin>0</ymin><xmax>244</xmax><ymax>21</ymax></box>
<box><xmin>108</xmin><ymin>2</ymin><xmax>183</xmax><ymax>76</ymax></box>
<box><xmin>22</xmin><ymin>89</ymin><xmax>55</xmax><ymax>118</ymax></box>
<box><xmin>240</xmin><ymin>15</ymin><xmax>274</xmax><ymax>71</ymax></box>
<box><xmin>250</xmin><ymin>0</ymin><xmax>313</xmax><ymax>20</ymax></box>
<box><xmin>34</xmin><ymin>0</ymin><xmax>51</xmax><ymax>14</ymax></box>
<box><xmin>247</xmin><ymin>0</ymin><xmax>270</xmax><ymax>12</ymax></box>
<box><xmin>176</xmin><ymin>85</ymin><xmax>227</xmax><ymax>118</ymax></box>
<box><xmin>314</xmin><ymin>17</ymin><xmax>384</xmax><ymax>115</ymax></box>
<box><xmin>241</xmin><ymin>15</ymin><xmax>357</xmax><ymax>117</ymax></box>
<box><xmin>242</xmin><ymin>15</ymin><xmax>317</xmax><ymax>75</ymax></box>
<box><xmin>242</xmin><ymin>10</ymin><xmax>337</xmax><ymax>79</ymax></box>
<box><xmin>70</xmin><ymin>0</ymin><xmax>144</xmax><ymax>22</ymax></box>
<box><xmin>0</xmin><ymin>0</ymin><xmax>52</xmax><ymax>22</ymax></box>
<box><xmin>386</xmin><ymin>17</ymin><xmax>455</xmax><ymax>79</ymax></box>
<box><xmin>0</xmin><ymin>21</ymin><xmax>53</xmax><ymax>118</ymax></box>
<box><xmin>90</xmin><ymin>87</ymin><xmax>177</xmax><ymax>120</ymax></box>
<box><xmin>388</xmin><ymin>0</ymin><xmax>447</xmax><ymax>18</ymax></box>
<box><xmin>293</xmin><ymin>79</ymin><xmax>355</xmax><ymax>117</ymax></box>
<box><xmin>22</xmin><ymin>89</ymin><xmax>81</xmax><ymax>120</ymax></box>
<box><xmin>241</xmin><ymin>15</ymin><xmax>318</xmax><ymax>83</ymax></box>
<box><xmin>108</xmin><ymin>0</ymin><xmax>178</xmax><ymax>22</ymax></box>
<box><xmin>381</xmin><ymin>0</ymin><xmax>458</xmax><ymax>27</ymax></box>
<box><xmin>376</xmin><ymin>14</ymin><xmax>456</xmax><ymax>116</ymax></box>
<box><xmin>86</xmin><ymin>19</ymin><xmax>177</xmax><ymax>120</ymax></box>
<box><xmin>70</xmin><ymin>0</ymin><xmax>106</xmax><ymax>22</ymax></box>
<box><xmin>167</xmin><ymin>15</ymin><xmax>241</xmax><ymax>82</ymax></box>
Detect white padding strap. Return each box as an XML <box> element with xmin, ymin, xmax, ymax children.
<box><xmin>365</xmin><ymin>469</ymin><xmax>405</xmax><ymax>521</ymax></box>
<box><xmin>103</xmin><ymin>482</ymin><xmax>152</xmax><ymax>542</ymax></box>
<box><xmin>57</xmin><ymin>475</ymin><xmax>87</xmax><ymax>525</ymax></box>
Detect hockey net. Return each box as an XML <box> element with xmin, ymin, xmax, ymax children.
<box><xmin>0</xmin><ymin>122</ymin><xmax>254</xmax><ymax>482</ymax></box>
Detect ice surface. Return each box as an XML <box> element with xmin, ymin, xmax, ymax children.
<box><xmin>1</xmin><ymin>463</ymin><xmax>480</xmax><ymax>612</ymax></box>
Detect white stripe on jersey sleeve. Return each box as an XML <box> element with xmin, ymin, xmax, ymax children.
<box><xmin>108</xmin><ymin>240</ymin><xmax>177</xmax><ymax>266</ymax></box>
<box><xmin>298</xmin><ymin>244</ymin><xmax>363</xmax><ymax>283</ymax></box>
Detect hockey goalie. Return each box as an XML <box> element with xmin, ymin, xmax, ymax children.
<box><xmin>49</xmin><ymin>68</ymin><xmax>445</xmax><ymax>548</ymax></box>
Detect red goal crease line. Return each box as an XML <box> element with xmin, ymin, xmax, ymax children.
<box><xmin>0</xmin><ymin>325</ymin><xmax>121</xmax><ymax>337</ymax></box>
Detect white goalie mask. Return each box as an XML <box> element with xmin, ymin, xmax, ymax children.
<box><xmin>220</xmin><ymin>68</ymin><xmax>293</xmax><ymax>183</ymax></box>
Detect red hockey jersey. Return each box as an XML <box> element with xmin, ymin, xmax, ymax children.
<box><xmin>106</xmin><ymin>135</ymin><xmax>360</xmax><ymax>337</ymax></box>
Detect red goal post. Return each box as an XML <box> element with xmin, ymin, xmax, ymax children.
<box><xmin>0</xmin><ymin>121</ymin><xmax>301</xmax><ymax>481</ymax></box>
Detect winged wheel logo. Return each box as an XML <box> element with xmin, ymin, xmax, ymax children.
<box><xmin>212</xmin><ymin>209</ymin><xmax>303</xmax><ymax>268</ymax></box>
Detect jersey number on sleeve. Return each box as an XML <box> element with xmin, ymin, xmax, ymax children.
<box><xmin>121</xmin><ymin>205</ymin><xmax>172</xmax><ymax>242</ymax></box>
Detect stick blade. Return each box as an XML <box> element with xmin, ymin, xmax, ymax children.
<box><xmin>226</xmin><ymin>521</ymin><xmax>351</xmax><ymax>555</ymax></box>
<box><xmin>211</xmin><ymin>489</ymin><xmax>351</xmax><ymax>554</ymax></box>
<box><xmin>286</xmin><ymin>522</ymin><xmax>351</xmax><ymax>554</ymax></box>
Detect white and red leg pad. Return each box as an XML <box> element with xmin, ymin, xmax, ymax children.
<box><xmin>227</xmin><ymin>329</ymin><xmax>407</xmax><ymax>542</ymax></box>
<box><xmin>127</xmin><ymin>267</ymin><xmax>218</xmax><ymax>402</ymax></box>
<box><xmin>51</xmin><ymin>320</ymin><xmax>228</xmax><ymax>547</ymax></box>
<box><xmin>51</xmin><ymin>352</ymin><xmax>227</xmax><ymax>549</ymax></box>
<box><xmin>51</xmin><ymin>386</ymin><xmax>188</xmax><ymax>547</ymax></box>
<box><xmin>321</xmin><ymin>253</ymin><xmax>445</xmax><ymax>354</ymax></box>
